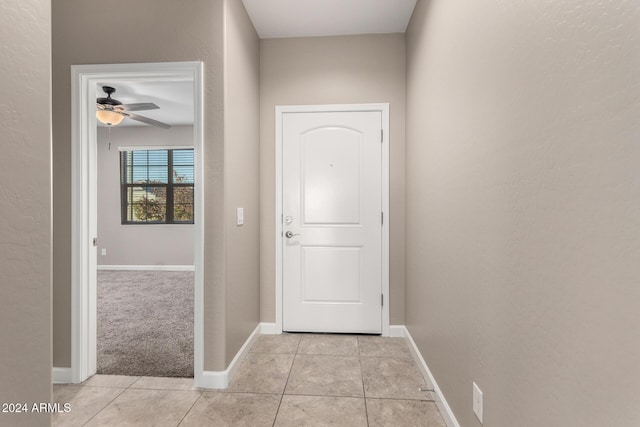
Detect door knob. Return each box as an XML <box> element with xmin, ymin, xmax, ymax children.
<box><xmin>285</xmin><ymin>231</ymin><xmax>300</xmax><ymax>238</ymax></box>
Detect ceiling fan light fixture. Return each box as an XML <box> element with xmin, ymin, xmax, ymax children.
<box><xmin>96</xmin><ymin>109</ymin><xmax>124</xmax><ymax>126</ymax></box>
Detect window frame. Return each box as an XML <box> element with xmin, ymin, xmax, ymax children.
<box><xmin>120</xmin><ymin>148</ymin><xmax>195</xmax><ymax>225</ymax></box>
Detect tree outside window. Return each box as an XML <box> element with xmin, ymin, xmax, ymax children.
<box><xmin>120</xmin><ymin>149</ymin><xmax>194</xmax><ymax>224</ymax></box>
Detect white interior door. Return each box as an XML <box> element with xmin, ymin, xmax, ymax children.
<box><xmin>282</xmin><ymin>110</ymin><xmax>383</xmax><ymax>333</ymax></box>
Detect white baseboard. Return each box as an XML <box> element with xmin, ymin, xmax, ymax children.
<box><xmin>388</xmin><ymin>324</ymin><xmax>407</xmax><ymax>337</ymax></box>
<box><xmin>259</xmin><ymin>322</ymin><xmax>280</xmax><ymax>335</ymax></box>
<box><xmin>97</xmin><ymin>265</ymin><xmax>195</xmax><ymax>271</ymax></box>
<box><xmin>52</xmin><ymin>367</ymin><xmax>73</xmax><ymax>384</ymax></box>
<box><xmin>195</xmin><ymin>323</ymin><xmax>262</xmax><ymax>389</ymax></box>
<box><xmin>393</xmin><ymin>326</ymin><xmax>461</xmax><ymax>427</ymax></box>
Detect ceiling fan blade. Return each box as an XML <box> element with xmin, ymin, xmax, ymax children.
<box><xmin>120</xmin><ymin>102</ymin><xmax>159</xmax><ymax>112</ymax></box>
<box><xmin>125</xmin><ymin>112</ymin><xmax>171</xmax><ymax>129</ymax></box>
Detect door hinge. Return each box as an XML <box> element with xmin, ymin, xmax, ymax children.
<box><xmin>381</xmin><ymin>212</ymin><xmax>384</xmax><ymax>225</ymax></box>
<box><xmin>381</xmin><ymin>294</ymin><xmax>384</xmax><ymax>307</ymax></box>
<box><xmin>93</xmin><ymin>237</ymin><xmax>97</xmax><ymax>247</ymax></box>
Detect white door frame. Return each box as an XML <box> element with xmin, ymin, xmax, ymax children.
<box><xmin>275</xmin><ymin>103</ymin><xmax>390</xmax><ymax>336</ymax></box>
<box><xmin>70</xmin><ymin>62</ymin><xmax>204</xmax><ymax>384</ymax></box>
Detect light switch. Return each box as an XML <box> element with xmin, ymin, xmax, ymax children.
<box><xmin>237</xmin><ymin>207</ymin><xmax>244</xmax><ymax>226</ymax></box>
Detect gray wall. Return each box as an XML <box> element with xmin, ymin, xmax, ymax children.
<box><xmin>259</xmin><ymin>34</ymin><xmax>406</xmax><ymax>325</ymax></box>
<box><xmin>97</xmin><ymin>126</ymin><xmax>195</xmax><ymax>267</ymax></box>
<box><xmin>53</xmin><ymin>0</ymin><xmax>227</xmax><ymax>370</ymax></box>
<box><xmin>53</xmin><ymin>0</ymin><xmax>260</xmax><ymax>372</ymax></box>
<box><xmin>405</xmin><ymin>1</ymin><xmax>640</xmax><ymax>426</ymax></box>
<box><xmin>0</xmin><ymin>0</ymin><xmax>52</xmax><ymax>425</ymax></box>
<box><xmin>223</xmin><ymin>0</ymin><xmax>261</xmax><ymax>364</ymax></box>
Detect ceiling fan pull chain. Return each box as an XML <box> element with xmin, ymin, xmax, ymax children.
<box><xmin>108</xmin><ymin>125</ymin><xmax>112</xmax><ymax>151</ymax></box>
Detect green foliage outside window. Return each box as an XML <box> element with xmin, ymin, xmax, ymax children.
<box><xmin>121</xmin><ymin>149</ymin><xmax>194</xmax><ymax>224</ymax></box>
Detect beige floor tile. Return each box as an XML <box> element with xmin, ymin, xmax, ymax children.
<box><xmin>180</xmin><ymin>392</ymin><xmax>280</xmax><ymax>426</ymax></box>
<box><xmin>275</xmin><ymin>395</ymin><xmax>367</xmax><ymax>427</ymax></box>
<box><xmin>130</xmin><ymin>376</ymin><xmax>197</xmax><ymax>391</ymax></box>
<box><xmin>358</xmin><ymin>336</ymin><xmax>411</xmax><ymax>358</ymax></box>
<box><xmin>225</xmin><ymin>353</ymin><xmax>294</xmax><ymax>394</ymax></box>
<box><xmin>52</xmin><ymin>385</ymin><xmax>124</xmax><ymax>427</ymax></box>
<box><xmin>297</xmin><ymin>334</ymin><xmax>358</xmax><ymax>356</ymax></box>
<box><xmin>285</xmin><ymin>355</ymin><xmax>363</xmax><ymax>397</ymax></box>
<box><xmin>84</xmin><ymin>388</ymin><xmax>200</xmax><ymax>427</ymax></box>
<box><xmin>82</xmin><ymin>374</ymin><xmax>140</xmax><ymax>388</ymax></box>
<box><xmin>250</xmin><ymin>333</ymin><xmax>301</xmax><ymax>354</ymax></box>
<box><xmin>361</xmin><ymin>357</ymin><xmax>432</xmax><ymax>400</ymax></box>
<box><xmin>366</xmin><ymin>399</ymin><xmax>446</xmax><ymax>427</ymax></box>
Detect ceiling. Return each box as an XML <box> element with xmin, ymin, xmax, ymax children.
<box><xmin>242</xmin><ymin>0</ymin><xmax>417</xmax><ymax>38</ymax></box>
<box><xmin>96</xmin><ymin>80</ymin><xmax>194</xmax><ymax>128</ymax></box>
<box><xmin>102</xmin><ymin>1</ymin><xmax>417</xmax><ymax>127</ymax></box>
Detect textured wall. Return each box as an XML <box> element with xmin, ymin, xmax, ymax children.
<box><xmin>97</xmin><ymin>126</ymin><xmax>195</xmax><ymax>267</ymax></box>
<box><xmin>406</xmin><ymin>1</ymin><xmax>640</xmax><ymax>426</ymax></box>
<box><xmin>260</xmin><ymin>34</ymin><xmax>406</xmax><ymax>325</ymax></box>
<box><xmin>0</xmin><ymin>0</ymin><xmax>52</xmax><ymax>425</ymax></box>
<box><xmin>223</xmin><ymin>0</ymin><xmax>261</xmax><ymax>365</ymax></box>
<box><xmin>52</xmin><ymin>0</ymin><xmax>227</xmax><ymax>370</ymax></box>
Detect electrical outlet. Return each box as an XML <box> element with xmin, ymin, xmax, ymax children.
<box><xmin>473</xmin><ymin>382</ymin><xmax>483</xmax><ymax>424</ymax></box>
<box><xmin>101</xmin><ymin>248</ymin><xmax>107</xmax><ymax>256</ymax></box>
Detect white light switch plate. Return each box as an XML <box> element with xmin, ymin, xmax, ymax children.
<box><xmin>237</xmin><ymin>207</ymin><xmax>244</xmax><ymax>226</ymax></box>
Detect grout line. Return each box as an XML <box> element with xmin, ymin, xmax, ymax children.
<box><xmin>176</xmin><ymin>390</ymin><xmax>204</xmax><ymax>426</ymax></box>
<box><xmin>363</xmin><ymin>396</ymin><xmax>437</xmax><ymax>403</ymax></box>
<box><xmin>279</xmin><ymin>391</ymin><xmax>365</xmax><ymax>399</ymax></box>
<box><xmin>357</xmin><ymin>336</ymin><xmax>371</xmax><ymax>426</ymax></box>
<box><xmin>127</xmin><ymin>376</ymin><xmax>141</xmax><ymax>389</ymax></box>
<box><xmin>221</xmin><ymin>390</ymin><xmax>289</xmax><ymax>396</ymax></box>
<box><xmin>272</xmin><ymin>335</ymin><xmax>302</xmax><ymax>427</ymax></box>
<box><xmin>81</xmin><ymin>386</ymin><xmax>129</xmax><ymax>426</ymax></box>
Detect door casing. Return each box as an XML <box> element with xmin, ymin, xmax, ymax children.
<box><xmin>274</xmin><ymin>103</ymin><xmax>390</xmax><ymax>336</ymax></box>
<box><xmin>70</xmin><ymin>61</ymin><xmax>204</xmax><ymax>384</ymax></box>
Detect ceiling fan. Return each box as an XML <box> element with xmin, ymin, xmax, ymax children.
<box><xmin>96</xmin><ymin>86</ymin><xmax>170</xmax><ymax>129</ymax></box>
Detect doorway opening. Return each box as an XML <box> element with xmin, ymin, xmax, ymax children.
<box><xmin>70</xmin><ymin>62</ymin><xmax>204</xmax><ymax>384</ymax></box>
<box><xmin>96</xmin><ymin>83</ymin><xmax>196</xmax><ymax>376</ymax></box>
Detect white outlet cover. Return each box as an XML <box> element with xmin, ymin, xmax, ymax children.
<box><xmin>473</xmin><ymin>382</ymin><xmax>483</xmax><ymax>424</ymax></box>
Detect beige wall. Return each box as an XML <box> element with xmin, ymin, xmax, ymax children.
<box><xmin>0</xmin><ymin>0</ymin><xmax>52</xmax><ymax>425</ymax></box>
<box><xmin>222</xmin><ymin>0</ymin><xmax>261</xmax><ymax>364</ymax></box>
<box><xmin>406</xmin><ymin>1</ymin><xmax>640</xmax><ymax>426</ymax></box>
<box><xmin>97</xmin><ymin>126</ymin><xmax>195</xmax><ymax>267</ymax></box>
<box><xmin>52</xmin><ymin>0</ymin><xmax>227</xmax><ymax>370</ymax></box>
<box><xmin>260</xmin><ymin>34</ymin><xmax>407</xmax><ymax>324</ymax></box>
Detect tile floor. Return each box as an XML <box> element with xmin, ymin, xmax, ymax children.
<box><xmin>53</xmin><ymin>334</ymin><xmax>446</xmax><ymax>426</ymax></box>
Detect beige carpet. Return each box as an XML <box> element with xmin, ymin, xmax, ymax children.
<box><xmin>97</xmin><ymin>270</ymin><xmax>193</xmax><ymax>377</ymax></box>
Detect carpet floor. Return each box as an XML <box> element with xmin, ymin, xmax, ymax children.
<box><xmin>97</xmin><ymin>270</ymin><xmax>194</xmax><ymax>378</ymax></box>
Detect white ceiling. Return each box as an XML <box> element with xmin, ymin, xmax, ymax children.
<box><xmin>102</xmin><ymin>1</ymin><xmax>417</xmax><ymax>127</ymax></box>
<box><xmin>96</xmin><ymin>80</ymin><xmax>194</xmax><ymax>128</ymax></box>
<box><xmin>242</xmin><ymin>0</ymin><xmax>417</xmax><ymax>38</ymax></box>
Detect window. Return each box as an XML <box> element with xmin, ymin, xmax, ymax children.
<box><xmin>120</xmin><ymin>148</ymin><xmax>194</xmax><ymax>224</ymax></box>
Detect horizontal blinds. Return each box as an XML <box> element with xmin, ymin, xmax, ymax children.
<box><xmin>120</xmin><ymin>148</ymin><xmax>194</xmax><ymax>224</ymax></box>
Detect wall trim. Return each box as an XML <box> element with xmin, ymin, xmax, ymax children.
<box><xmin>259</xmin><ymin>322</ymin><xmax>280</xmax><ymax>335</ymax></box>
<box><xmin>52</xmin><ymin>367</ymin><xmax>73</xmax><ymax>384</ymax></box>
<box><xmin>388</xmin><ymin>324</ymin><xmax>407</xmax><ymax>337</ymax></box>
<box><xmin>97</xmin><ymin>265</ymin><xmax>195</xmax><ymax>272</ymax></box>
<box><xmin>394</xmin><ymin>325</ymin><xmax>461</xmax><ymax>427</ymax></box>
<box><xmin>70</xmin><ymin>61</ymin><xmax>204</xmax><ymax>385</ymax></box>
<box><xmin>195</xmin><ymin>323</ymin><xmax>262</xmax><ymax>389</ymax></box>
